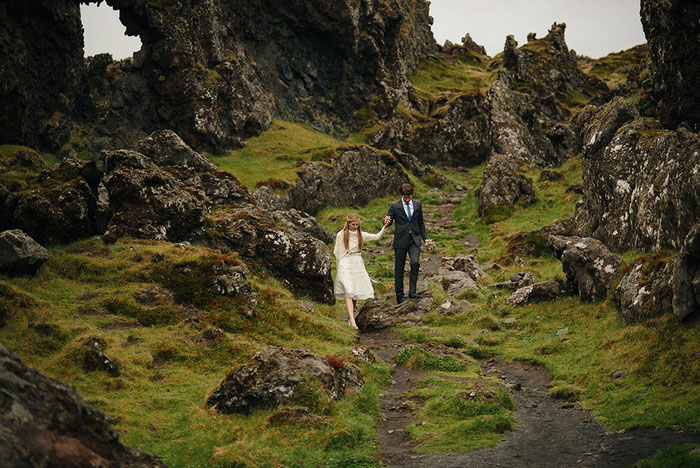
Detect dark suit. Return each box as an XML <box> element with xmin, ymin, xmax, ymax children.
<box><xmin>387</xmin><ymin>199</ymin><xmax>428</xmax><ymax>302</ymax></box>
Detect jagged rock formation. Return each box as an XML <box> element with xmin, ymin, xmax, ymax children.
<box><xmin>0</xmin><ymin>342</ymin><xmax>167</xmax><ymax>468</ymax></box>
<box><xmin>641</xmin><ymin>0</ymin><xmax>700</xmax><ymax>131</ymax></box>
<box><xmin>0</xmin><ymin>230</ymin><xmax>49</xmax><ymax>276</ymax></box>
<box><xmin>206</xmin><ymin>347</ymin><xmax>363</xmax><ymax>414</ymax></box>
<box><xmin>615</xmin><ymin>259</ymin><xmax>673</xmax><ymax>325</ymax></box>
<box><xmin>2</xmin><ymin>0</ymin><xmax>435</xmax><ymax>153</ymax></box>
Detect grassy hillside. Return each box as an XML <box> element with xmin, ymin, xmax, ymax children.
<box><xmin>2</xmin><ymin>43</ymin><xmax>698</xmax><ymax>468</ymax></box>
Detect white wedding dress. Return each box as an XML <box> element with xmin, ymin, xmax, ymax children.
<box><xmin>333</xmin><ymin>226</ymin><xmax>385</xmax><ymax>300</ymax></box>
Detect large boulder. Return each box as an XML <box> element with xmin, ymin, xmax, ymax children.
<box><xmin>206</xmin><ymin>347</ymin><xmax>363</xmax><ymax>414</ymax></box>
<box><xmin>289</xmin><ymin>146</ymin><xmax>409</xmax><ymax>215</ymax></box>
<box><xmin>572</xmin><ymin>115</ymin><xmax>700</xmax><ymax>252</ymax></box>
<box><xmin>0</xmin><ymin>342</ymin><xmax>166</xmax><ymax>468</ymax></box>
<box><xmin>0</xmin><ymin>230</ymin><xmax>49</xmax><ymax>275</ymax></box>
<box><xmin>355</xmin><ymin>299</ymin><xmax>396</xmax><ymax>332</ymax></box>
<box><xmin>615</xmin><ymin>260</ymin><xmax>673</xmax><ymax>325</ymax></box>
<box><xmin>206</xmin><ymin>210</ymin><xmax>335</xmax><ymax>303</ymax></box>
<box><xmin>549</xmin><ymin>235</ymin><xmax>624</xmax><ymax>301</ymax></box>
<box><xmin>476</xmin><ymin>154</ymin><xmax>535</xmax><ymax>223</ymax></box>
<box><xmin>9</xmin><ymin>157</ymin><xmax>103</xmax><ymax>245</ymax></box>
<box><xmin>641</xmin><ymin>0</ymin><xmax>700</xmax><ymax>131</ymax></box>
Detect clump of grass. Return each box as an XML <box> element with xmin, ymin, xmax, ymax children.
<box><xmin>395</xmin><ymin>346</ymin><xmax>469</xmax><ymax>372</ymax></box>
<box><xmin>548</xmin><ymin>382</ymin><xmax>584</xmax><ymax>401</ymax></box>
<box><xmin>476</xmin><ymin>314</ymin><xmax>501</xmax><ymax>331</ymax></box>
<box><xmin>407</xmin><ymin>376</ymin><xmax>515</xmax><ymax>453</ymax></box>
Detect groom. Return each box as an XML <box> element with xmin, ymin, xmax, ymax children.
<box><xmin>384</xmin><ymin>183</ymin><xmax>428</xmax><ymax>304</ymax></box>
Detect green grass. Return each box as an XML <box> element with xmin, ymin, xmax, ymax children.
<box><xmin>409</xmin><ymin>53</ymin><xmax>495</xmax><ymax>103</ymax></box>
<box><xmin>407</xmin><ymin>376</ymin><xmax>515</xmax><ymax>453</ymax></box>
<box><xmin>0</xmin><ymin>236</ymin><xmax>390</xmax><ymax>468</ymax></box>
<box><xmin>581</xmin><ymin>44</ymin><xmax>649</xmax><ymax>89</ymax></box>
<box><xmin>208</xmin><ymin>120</ymin><xmax>347</xmax><ymax>189</ymax></box>
<box><xmin>632</xmin><ymin>444</ymin><xmax>700</xmax><ymax>468</ymax></box>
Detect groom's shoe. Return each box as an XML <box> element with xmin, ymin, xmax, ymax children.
<box><xmin>397</xmin><ymin>296</ymin><xmax>408</xmax><ymax>304</ymax></box>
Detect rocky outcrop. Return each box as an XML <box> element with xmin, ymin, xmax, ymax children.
<box><xmin>641</xmin><ymin>0</ymin><xmax>700</xmax><ymax>131</ymax></box>
<box><xmin>476</xmin><ymin>154</ymin><xmax>535</xmax><ymax>223</ymax></box>
<box><xmin>402</xmin><ymin>93</ymin><xmax>491</xmax><ymax>167</ymax></box>
<box><xmin>549</xmin><ymin>235</ymin><xmax>624</xmax><ymax>302</ymax></box>
<box><xmin>355</xmin><ymin>300</ymin><xmax>396</xmax><ymax>332</ymax></box>
<box><xmin>0</xmin><ymin>341</ymin><xmax>166</xmax><ymax>468</ymax></box>
<box><xmin>289</xmin><ymin>146</ymin><xmax>409</xmax><ymax>215</ymax></box>
<box><xmin>206</xmin><ymin>211</ymin><xmax>334</xmax><ymax>303</ymax></box>
<box><xmin>81</xmin><ymin>337</ymin><xmax>120</xmax><ymax>377</ymax></box>
<box><xmin>572</xmin><ymin>104</ymin><xmax>700</xmax><ymax>252</ymax></box>
<box><xmin>0</xmin><ymin>1</ymin><xmax>89</xmax><ymax>149</ymax></box>
<box><xmin>206</xmin><ymin>347</ymin><xmax>363</xmax><ymax>414</ymax></box>
<box><xmin>0</xmin><ymin>230</ymin><xmax>49</xmax><ymax>276</ymax></box>
<box><xmin>505</xmin><ymin>220</ymin><xmax>572</xmax><ymax>258</ymax></box>
<box><xmin>2</xmin><ymin>0</ymin><xmax>435</xmax><ymax>152</ymax></box>
<box><xmin>8</xmin><ymin>157</ymin><xmax>103</xmax><ymax>245</ymax></box>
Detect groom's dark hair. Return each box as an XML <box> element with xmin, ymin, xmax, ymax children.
<box><xmin>400</xmin><ymin>183</ymin><xmax>413</xmax><ymax>196</ymax></box>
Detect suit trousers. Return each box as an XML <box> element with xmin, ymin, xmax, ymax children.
<box><xmin>394</xmin><ymin>243</ymin><xmax>420</xmax><ymax>300</ymax></box>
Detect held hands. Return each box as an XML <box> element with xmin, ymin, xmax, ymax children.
<box><xmin>383</xmin><ymin>215</ymin><xmax>391</xmax><ymax>226</ymax></box>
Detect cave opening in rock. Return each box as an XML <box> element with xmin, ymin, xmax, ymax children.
<box><xmin>80</xmin><ymin>2</ymin><xmax>142</xmax><ymax>60</ymax></box>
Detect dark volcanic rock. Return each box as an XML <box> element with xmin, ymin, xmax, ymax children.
<box><xmin>290</xmin><ymin>146</ymin><xmax>409</xmax><ymax>215</ymax></box>
<box><xmin>477</xmin><ymin>154</ymin><xmax>535</xmax><ymax>222</ymax></box>
<box><xmin>549</xmin><ymin>235</ymin><xmax>624</xmax><ymax>302</ymax></box>
<box><xmin>2</xmin><ymin>0</ymin><xmax>435</xmax><ymax>152</ymax></box>
<box><xmin>209</xmin><ymin>261</ymin><xmax>250</xmax><ymax>297</ymax></box>
<box><xmin>10</xmin><ymin>157</ymin><xmax>102</xmax><ymax>245</ymax></box>
<box><xmin>0</xmin><ymin>341</ymin><xmax>166</xmax><ymax>468</ymax></box>
<box><xmin>641</xmin><ymin>0</ymin><xmax>700</xmax><ymax>131</ymax></box>
<box><xmin>0</xmin><ymin>230</ymin><xmax>49</xmax><ymax>276</ymax></box>
<box><xmin>572</xmin><ymin>115</ymin><xmax>700</xmax><ymax>252</ymax></box>
<box><xmin>0</xmin><ymin>1</ymin><xmax>88</xmax><ymax>148</ymax></box>
<box><xmin>206</xmin><ymin>347</ymin><xmax>363</xmax><ymax>414</ymax></box>
<box><xmin>506</xmin><ymin>220</ymin><xmax>572</xmax><ymax>258</ymax></box>
<box><xmin>572</xmin><ymin>97</ymin><xmax>639</xmax><ymax>157</ymax></box>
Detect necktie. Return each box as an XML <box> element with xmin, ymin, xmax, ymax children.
<box><xmin>406</xmin><ymin>202</ymin><xmax>412</xmax><ymax>220</ymax></box>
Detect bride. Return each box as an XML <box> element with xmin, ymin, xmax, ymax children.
<box><xmin>333</xmin><ymin>213</ymin><xmax>390</xmax><ymax>329</ymax></box>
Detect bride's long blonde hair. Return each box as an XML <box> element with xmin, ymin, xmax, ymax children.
<box><xmin>343</xmin><ymin>213</ymin><xmax>363</xmax><ymax>251</ymax></box>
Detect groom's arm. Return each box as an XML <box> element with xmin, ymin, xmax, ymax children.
<box><xmin>417</xmin><ymin>202</ymin><xmax>428</xmax><ymax>241</ymax></box>
<box><xmin>385</xmin><ymin>204</ymin><xmax>395</xmax><ymax>227</ymax></box>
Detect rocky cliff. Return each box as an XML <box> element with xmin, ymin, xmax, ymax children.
<box><xmin>1</xmin><ymin>0</ymin><xmax>435</xmax><ymax>153</ymax></box>
<box><xmin>641</xmin><ymin>0</ymin><xmax>700</xmax><ymax>131</ymax></box>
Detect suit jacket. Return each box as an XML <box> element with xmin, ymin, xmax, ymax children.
<box><xmin>387</xmin><ymin>199</ymin><xmax>428</xmax><ymax>249</ymax></box>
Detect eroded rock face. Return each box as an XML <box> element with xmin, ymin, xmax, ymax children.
<box><xmin>206</xmin><ymin>347</ymin><xmax>363</xmax><ymax>414</ymax></box>
<box><xmin>0</xmin><ymin>342</ymin><xmax>166</xmax><ymax>468</ymax></box>
<box><xmin>671</xmin><ymin>223</ymin><xmax>700</xmax><ymax>321</ymax></box>
<box><xmin>549</xmin><ymin>235</ymin><xmax>624</xmax><ymax>302</ymax></box>
<box><xmin>0</xmin><ymin>230</ymin><xmax>49</xmax><ymax>276</ymax></box>
<box><xmin>572</xmin><ymin>115</ymin><xmax>700</xmax><ymax>252</ymax></box>
<box><xmin>289</xmin><ymin>146</ymin><xmax>409</xmax><ymax>215</ymax></box>
<box><xmin>3</xmin><ymin>0</ymin><xmax>435</xmax><ymax>152</ymax></box>
<box><xmin>641</xmin><ymin>0</ymin><xmax>700</xmax><ymax>131</ymax></box>
<box><xmin>477</xmin><ymin>154</ymin><xmax>535</xmax><ymax>221</ymax></box>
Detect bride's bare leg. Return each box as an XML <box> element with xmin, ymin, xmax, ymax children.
<box><xmin>346</xmin><ymin>296</ymin><xmax>358</xmax><ymax>329</ymax></box>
